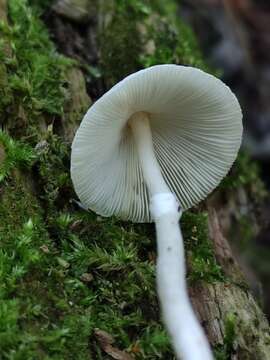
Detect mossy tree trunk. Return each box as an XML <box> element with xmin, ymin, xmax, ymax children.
<box><xmin>0</xmin><ymin>1</ymin><xmax>269</xmax><ymax>359</ymax></box>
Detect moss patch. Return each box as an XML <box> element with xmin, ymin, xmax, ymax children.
<box><xmin>0</xmin><ymin>0</ymin><xmax>72</xmax><ymax>139</ymax></box>
<box><xmin>214</xmin><ymin>313</ymin><xmax>237</xmax><ymax>360</ymax></box>
<box><xmin>182</xmin><ymin>211</ymin><xmax>224</xmax><ymax>283</ymax></box>
<box><xmin>99</xmin><ymin>1</ymin><xmax>143</xmax><ymax>87</ymax></box>
<box><xmin>99</xmin><ymin>0</ymin><xmax>213</xmax><ymax>87</ymax></box>
<box><xmin>0</xmin><ymin>131</ymin><xmax>35</xmax><ymax>181</ymax></box>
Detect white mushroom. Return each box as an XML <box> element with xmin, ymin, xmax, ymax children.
<box><xmin>71</xmin><ymin>64</ymin><xmax>242</xmax><ymax>360</ymax></box>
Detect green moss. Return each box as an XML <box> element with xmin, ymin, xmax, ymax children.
<box><xmin>182</xmin><ymin>211</ymin><xmax>224</xmax><ymax>283</ymax></box>
<box><xmin>100</xmin><ymin>0</ymin><xmax>214</xmax><ymax>87</ymax></box>
<box><xmin>0</xmin><ymin>61</ymin><xmax>12</xmax><ymax>118</ymax></box>
<box><xmin>0</xmin><ymin>137</ymin><xmax>174</xmax><ymax>359</ymax></box>
<box><xmin>0</xmin><ymin>176</ymin><xmax>92</xmax><ymax>358</ymax></box>
<box><xmin>0</xmin><ymin>1</ymin><xmax>101</xmax><ymax>357</ymax></box>
<box><xmin>0</xmin><ymin>131</ymin><xmax>35</xmax><ymax>181</ymax></box>
<box><xmin>214</xmin><ymin>313</ymin><xmax>237</xmax><ymax>360</ymax></box>
<box><xmin>140</xmin><ymin>5</ymin><xmax>211</xmax><ymax>72</ymax></box>
<box><xmin>48</xmin><ymin>212</ymin><xmax>174</xmax><ymax>359</ymax></box>
<box><xmin>138</xmin><ymin>325</ymin><xmax>172</xmax><ymax>358</ymax></box>
<box><xmin>0</xmin><ymin>0</ymin><xmax>72</xmax><ymax>139</ymax></box>
<box><xmin>99</xmin><ymin>1</ymin><xmax>143</xmax><ymax>86</ymax></box>
<box><xmin>36</xmin><ymin>130</ymin><xmax>71</xmax><ymax>219</ymax></box>
<box><xmin>0</xmin><ymin>170</ymin><xmax>47</xmax><ymax>254</ymax></box>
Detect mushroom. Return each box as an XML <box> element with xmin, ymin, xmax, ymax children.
<box><xmin>71</xmin><ymin>64</ymin><xmax>242</xmax><ymax>360</ymax></box>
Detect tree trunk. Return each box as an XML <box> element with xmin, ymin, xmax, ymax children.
<box><xmin>0</xmin><ymin>1</ymin><xmax>269</xmax><ymax>359</ymax></box>
<box><xmin>191</xmin><ymin>206</ymin><xmax>270</xmax><ymax>359</ymax></box>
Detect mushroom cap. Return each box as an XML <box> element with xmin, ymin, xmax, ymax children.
<box><xmin>71</xmin><ymin>64</ymin><xmax>242</xmax><ymax>222</ymax></box>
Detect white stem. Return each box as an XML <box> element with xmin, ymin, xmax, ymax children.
<box><xmin>129</xmin><ymin>112</ymin><xmax>170</xmax><ymax>195</ymax></box>
<box><xmin>153</xmin><ymin>194</ymin><xmax>213</xmax><ymax>360</ymax></box>
<box><xmin>130</xmin><ymin>112</ymin><xmax>213</xmax><ymax>360</ymax></box>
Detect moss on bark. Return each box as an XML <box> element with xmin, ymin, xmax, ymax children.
<box><xmin>0</xmin><ymin>0</ymin><xmax>269</xmax><ymax>359</ymax></box>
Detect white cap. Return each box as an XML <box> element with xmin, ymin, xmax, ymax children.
<box><xmin>71</xmin><ymin>64</ymin><xmax>242</xmax><ymax>222</ymax></box>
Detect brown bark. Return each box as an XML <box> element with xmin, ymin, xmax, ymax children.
<box><xmin>189</xmin><ymin>207</ymin><xmax>270</xmax><ymax>359</ymax></box>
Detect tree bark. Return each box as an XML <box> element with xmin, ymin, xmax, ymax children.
<box><xmin>190</xmin><ymin>206</ymin><xmax>270</xmax><ymax>359</ymax></box>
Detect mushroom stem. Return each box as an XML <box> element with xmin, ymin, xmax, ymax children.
<box><xmin>130</xmin><ymin>112</ymin><xmax>213</xmax><ymax>360</ymax></box>
<box><xmin>129</xmin><ymin>112</ymin><xmax>170</xmax><ymax>196</ymax></box>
